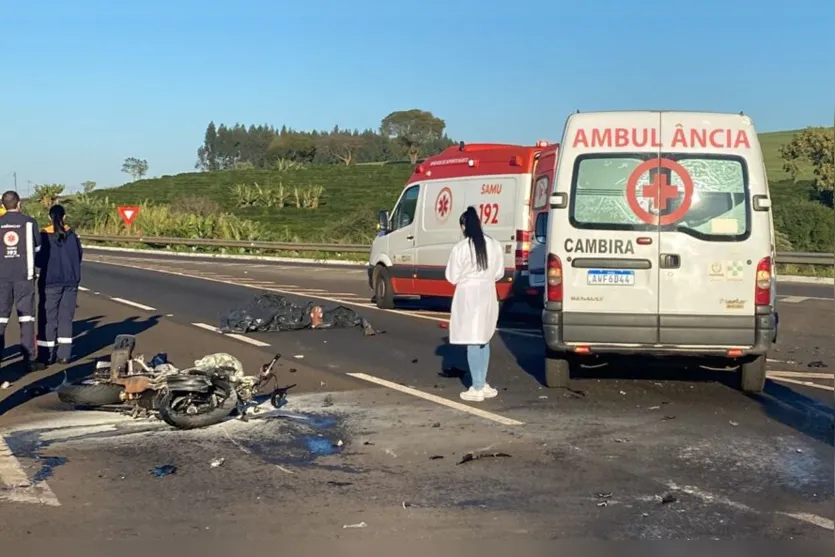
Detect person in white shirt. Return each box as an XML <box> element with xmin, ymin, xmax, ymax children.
<box><xmin>444</xmin><ymin>206</ymin><xmax>505</xmax><ymax>402</ymax></box>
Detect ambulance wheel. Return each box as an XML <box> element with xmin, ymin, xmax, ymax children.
<box><xmin>374</xmin><ymin>265</ymin><xmax>395</xmax><ymax>310</ymax></box>
<box><xmin>544</xmin><ymin>349</ymin><xmax>571</xmax><ymax>389</ymax></box>
<box><xmin>739</xmin><ymin>355</ymin><xmax>766</xmax><ymax>394</ymax></box>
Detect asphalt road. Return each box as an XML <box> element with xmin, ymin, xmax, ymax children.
<box><xmin>0</xmin><ymin>251</ymin><xmax>832</xmax><ymax>542</ymax></box>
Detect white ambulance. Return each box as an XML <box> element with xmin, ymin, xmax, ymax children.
<box><xmin>542</xmin><ymin>111</ymin><xmax>778</xmax><ymax>393</ymax></box>
<box><xmin>368</xmin><ymin>141</ymin><xmax>558</xmax><ymax>309</ymax></box>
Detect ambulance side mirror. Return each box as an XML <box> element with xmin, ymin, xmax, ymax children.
<box><xmin>549</xmin><ymin>192</ymin><xmax>568</xmax><ymax>209</ymax></box>
<box><xmin>377</xmin><ymin>210</ymin><xmax>390</xmax><ymax>232</ymax></box>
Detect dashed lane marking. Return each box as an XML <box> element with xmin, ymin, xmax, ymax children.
<box><xmin>0</xmin><ymin>435</ymin><xmax>61</xmax><ymax>506</ymax></box>
<box><xmin>779</xmin><ymin>296</ymin><xmax>811</xmax><ymax>303</ymax></box>
<box><xmin>346</xmin><ymin>372</ymin><xmax>525</xmax><ymax>427</ymax></box>
<box><xmin>778</xmin><ymin>512</ymin><xmax>835</xmax><ymax>531</ymax></box>
<box><xmin>110</xmin><ymin>297</ymin><xmax>156</xmax><ymax>311</ymax></box>
<box><xmin>767</xmin><ymin>371</ymin><xmax>834</xmax><ymax>380</ymax></box>
<box><xmin>767</xmin><ymin>375</ymin><xmax>834</xmax><ymax>392</ymax></box>
<box><xmin>191</xmin><ymin>322</ymin><xmax>272</xmax><ymax>347</ymax></box>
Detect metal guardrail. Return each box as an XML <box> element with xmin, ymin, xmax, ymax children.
<box><xmin>80</xmin><ymin>235</ymin><xmax>834</xmax><ymax>266</ymax></box>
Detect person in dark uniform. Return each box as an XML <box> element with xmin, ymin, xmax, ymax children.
<box><xmin>0</xmin><ymin>191</ymin><xmax>46</xmax><ymax>373</ymax></box>
<box><xmin>36</xmin><ymin>204</ymin><xmax>83</xmax><ymax>365</ymax></box>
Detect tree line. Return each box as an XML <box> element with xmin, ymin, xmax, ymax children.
<box><xmin>195</xmin><ymin>109</ymin><xmax>455</xmax><ymax>171</ymax></box>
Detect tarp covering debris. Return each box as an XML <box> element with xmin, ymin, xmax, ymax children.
<box><xmin>219</xmin><ymin>294</ymin><xmax>382</xmax><ymax>336</ymax></box>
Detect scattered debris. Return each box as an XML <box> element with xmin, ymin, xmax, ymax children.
<box><xmin>210</xmin><ymin>458</ymin><xmax>225</xmax><ymax>468</ymax></box>
<box><xmin>796</xmin><ymin>449</ymin><xmax>804</xmax><ymax>454</ymax></box>
<box><xmin>613</xmin><ymin>438</ymin><xmax>629</xmax><ymax>443</ymax></box>
<box><xmin>538</xmin><ymin>395</ymin><xmax>548</xmax><ymax>399</ymax></box>
<box><xmin>663</xmin><ymin>415</ymin><xmax>676</xmax><ymax>421</ymax></box>
<box><xmin>384</xmin><ymin>448</ymin><xmax>397</xmax><ymax>458</ymax></box>
<box><xmin>275</xmin><ymin>464</ymin><xmax>294</xmax><ymax>475</ymax></box>
<box><xmin>342</xmin><ymin>522</ymin><xmax>367</xmax><ymax>529</ymax></box>
<box><xmin>596</xmin><ymin>492</ymin><xmax>613</xmax><ymax>499</ymax></box>
<box><xmin>294</xmin><ymin>355</ymin><xmax>305</xmax><ymax>359</ymax></box>
<box><xmin>431</xmin><ymin>422</ymin><xmax>441</xmax><ymax>428</ymax></box>
<box><xmin>323</xmin><ymin>395</ymin><xmax>334</xmax><ymax>408</ymax></box>
<box><xmin>567</xmin><ymin>388</ymin><xmax>586</xmax><ymax>398</ymax></box>
<box><xmin>402</xmin><ymin>501</ymin><xmax>415</xmax><ymax>509</ymax></box>
<box><xmin>336</xmin><ymin>439</ymin><xmax>344</xmax><ymax>447</ymax></box>
<box><xmin>219</xmin><ymin>294</ymin><xmax>383</xmax><ymax>336</ymax></box>
<box><xmin>327</xmin><ymin>481</ymin><xmax>353</xmax><ymax>487</ymax></box>
<box><xmin>647</xmin><ymin>406</ymin><xmax>661</xmax><ymax>411</ymax></box>
<box><xmin>808</xmin><ymin>361</ymin><xmax>828</xmax><ymax>368</ymax></box>
<box><xmin>729</xmin><ymin>421</ymin><xmax>739</xmax><ymax>427</ymax></box>
<box><xmin>457</xmin><ymin>452</ymin><xmax>511</xmax><ymax>465</ymax></box>
<box><xmin>659</xmin><ymin>493</ymin><xmax>677</xmax><ymax>505</ymax></box>
<box><xmin>411</xmin><ymin>359</ymin><xmax>418</xmax><ymax>364</ymax></box>
<box><xmin>597</xmin><ymin>500</ymin><xmax>608</xmax><ymax>507</ymax></box>
<box><xmin>289</xmin><ymin>368</ymin><xmax>297</xmax><ymax>373</ymax></box>
<box><xmin>439</xmin><ymin>322</ymin><xmax>449</xmax><ymax>329</ymax></box>
<box><xmin>363</xmin><ymin>441</ymin><xmax>374</xmax><ymax>446</ymax></box>
<box><xmin>430</xmin><ymin>455</ymin><xmax>444</xmax><ymax>460</ymax></box>
<box><xmin>150</xmin><ymin>464</ymin><xmax>177</xmax><ymax>478</ymax></box>
<box><xmin>619</xmin><ymin>390</ymin><xmax>627</xmax><ymax>396</ymax></box>
<box><xmin>0</xmin><ymin>381</ymin><xmax>11</xmax><ymax>389</ymax></box>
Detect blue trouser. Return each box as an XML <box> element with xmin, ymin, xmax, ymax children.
<box><xmin>466</xmin><ymin>343</ymin><xmax>491</xmax><ymax>390</ymax></box>
<box><xmin>37</xmin><ymin>285</ymin><xmax>78</xmax><ymax>362</ymax></box>
<box><xmin>0</xmin><ymin>280</ymin><xmax>37</xmax><ymax>363</ymax></box>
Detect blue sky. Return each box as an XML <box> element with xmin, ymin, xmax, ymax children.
<box><xmin>1</xmin><ymin>0</ymin><xmax>833</xmax><ymax>194</ymax></box>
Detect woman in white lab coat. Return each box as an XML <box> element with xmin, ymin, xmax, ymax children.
<box><xmin>444</xmin><ymin>206</ymin><xmax>506</xmax><ymax>402</ymax></box>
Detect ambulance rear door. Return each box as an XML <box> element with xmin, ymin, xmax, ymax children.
<box><xmin>655</xmin><ymin>113</ymin><xmax>763</xmax><ymax>347</ymax></box>
<box><xmin>557</xmin><ymin>112</ymin><xmax>662</xmax><ymax>345</ymax></box>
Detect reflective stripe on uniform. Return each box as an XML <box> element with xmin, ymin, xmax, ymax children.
<box><xmin>0</xmin><ymin>317</ymin><xmax>9</xmax><ymax>323</ymax></box>
<box><xmin>57</xmin><ymin>337</ymin><xmax>73</xmax><ymax>344</ymax></box>
<box><xmin>26</xmin><ymin>220</ymin><xmax>35</xmax><ymax>280</ymax></box>
<box><xmin>38</xmin><ymin>340</ymin><xmax>56</xmax><ymax>347</ymax></box>
<box><xmin>18</xmin><ymin>315</ymin><xmax>34</xmax><ymax>322</ymax></box>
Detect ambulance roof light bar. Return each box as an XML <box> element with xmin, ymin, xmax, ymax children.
<box><xmin>536</xmin><ymin>139</ymin><xmax>548</xmax><ymax>148</ymax></box>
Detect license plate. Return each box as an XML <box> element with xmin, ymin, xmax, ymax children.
<box><xmin>587</xmin><ymin>269</ymin><xmax>635</xmax><ymax>286</ymax></box>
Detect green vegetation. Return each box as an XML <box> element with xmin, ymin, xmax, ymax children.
<box><xmin>23</xmin><ymin>116</ymin><xmax>835</xmax><ymax>267</ymax></box>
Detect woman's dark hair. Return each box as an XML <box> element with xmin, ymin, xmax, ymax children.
<box><xmin>460</xmin><ymin>206</ymin><xmax>488</xmax><ymax>271</ymax></box>
<box><xmin>49</xmin><ymin>204</ymin><xmax>67</xmax><ymax>244</ymax></box>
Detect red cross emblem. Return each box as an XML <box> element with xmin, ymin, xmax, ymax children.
<box><xmin>435</xmin><ymin>187</ymin><xmax>453</xmax><ymax>221</ymax></box>
<box><xmin>625</xmin><ymin>158</ymin><xmax>694</xmax><ymax>226</ymax></box>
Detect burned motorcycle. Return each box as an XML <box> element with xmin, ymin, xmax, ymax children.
<box><xmin>57</xmin><ymin>334</ymin><xmax>291</xmax><ymax>430</ymax></box>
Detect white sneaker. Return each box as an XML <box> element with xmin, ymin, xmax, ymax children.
<box><xmin>481</xmin><ymin>384</ymin><xmax>498</xmax><ymax>399</ymax></box>
<box><xmin>459</xmin><ymin>387</ymin><xmax>485</xmax><ymax>402</ymax></box>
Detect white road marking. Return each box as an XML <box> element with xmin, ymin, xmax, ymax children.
<box><xmin>780</xmin><ymin>296</ymin><xmax>811</xmax><ymax>303</ymax></box>
<box><xmin>767</xmin><ymin>371</ymin><xmax>833</xmax><ymax>380</ymax></box>
<box><xmin>767</xmin><ymin>375</ymin><xmax>834</xmax><ymax>392</ymax></box>
<box><xmin>346</xmin><ymin>372</ymin><xmax>524</xmax><ymax>427</ymax></box>
<box><xmin>191</xmin><ymin>322</ymin><xmax>271</xmax><ymax>347</ymax></box>
<box><xmin>78</xmin><ymin>286</ymin><xmax>90</xmax><ymax>292</ymax></box>
<box><xmin>0</xmin><ymin>435</ymin><xmax>60</xmax><ymax>506</ymax></box>
<box><xmin>778</xmin><ymin>512</ymin><xmax>835</xmax><ymax>531</ymax></box>
<box><xmin>110</xmin><ymin>297</ymin><xmax>156</xmax><ymax>311</ymax></box>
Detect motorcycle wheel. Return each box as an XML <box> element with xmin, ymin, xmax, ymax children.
<box><xmin>158</xmin><ymin>390</ymin><xmax>239</xmax><ymax>430</ymax></box>
<box><xmin>57</xmin><ymin>379</ymin><xmax>124</xmax><ymax>407</ymax></box>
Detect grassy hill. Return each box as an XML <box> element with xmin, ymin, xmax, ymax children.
<box><xmin>83</xmin><ymin>129</ymin><xmax>832</xmax><ymax>249</ymax></box>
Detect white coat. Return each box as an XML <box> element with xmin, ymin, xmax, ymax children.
<box><xmin>444</xmin><ymin>235</ymin><xmax>505</xmax><ymax>345</ymax></box>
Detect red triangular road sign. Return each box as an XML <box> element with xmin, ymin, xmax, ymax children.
<box><xmin>118</xmin><ymin>206</ymin><xmax>139</xmax><ymax>226</ymax></box>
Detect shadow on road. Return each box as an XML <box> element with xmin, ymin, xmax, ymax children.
<box><xmin>749</xmin><ymin>381</ymin><xmax>834</xmax><ymax>446</ymax></box>
<box><xmin>0</xmin><ymin>314</ymin><xmax>160</xmax><ymax>417</ymax></box>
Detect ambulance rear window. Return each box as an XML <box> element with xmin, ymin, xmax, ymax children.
<box><xmin>569</xmin><ymin>154</ymin><xmax>750</xmax><ymax>241</ymax></box>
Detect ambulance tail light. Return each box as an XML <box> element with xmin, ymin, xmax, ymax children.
<box><xmin>546</xmin><ymin>253</ymin><xmax>563</xmax><ymax>302</ymax></box>
<box><xmin>515</xmin><ymin>230</ymin><xmax>531</xmax><ymax>270</ymax></box>
<box><xmin>755</xmin><ymin>257</ymin><xmax>772</xmax><ymax>305</ymax></box>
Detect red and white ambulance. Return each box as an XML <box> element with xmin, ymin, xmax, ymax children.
<box><xmin>368</xmin><ymin>141</ymin><xmax>559</xmax><ymax>309</ymax></box>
